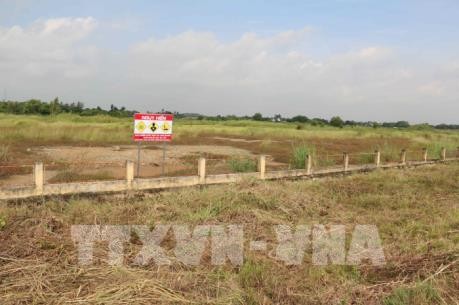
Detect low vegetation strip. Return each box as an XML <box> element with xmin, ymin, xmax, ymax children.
<box><xmin>0</xmin><ymin>163</ymin><xmax>457</xmax><ymax>304</ymax></box>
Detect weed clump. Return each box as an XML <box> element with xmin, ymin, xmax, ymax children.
<box><xmin>0</xmin><ymin>214</ymin><xmax>6</xmax><ymax>230</ymax></box>
<box><xmin>239</xmin><ymin>260</ymin><xmax>265</xmax><ymax>288</ymax></box>
<box><xmin>228</xmin><ymin>158</ymin><xmax>257</xmax><ymax>172</ymax></box>
<box><xmin>289</xmin><ymin>144</ymin><xmax>315</xmax><ymax>169</ymax></box>
<box><xmin>382</xmin><ymin>282</ymin><xmax>441</xmax><ymax>305</ymax></box>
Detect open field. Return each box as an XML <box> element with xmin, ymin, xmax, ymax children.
<box><xmin>0</xmin><ymin>113</ymin><xmax>458</xmax><ymax>304</ymax></box>
<box><xmin>0</xmin><ymin>163</ymin><xmax>458</xmax><ymax>304</ymax></box>
<box><xmin>1</xmin><ymin>114</ymin><xmax>459</xmax><ymax>152</ymax></box>
<box><xmin>2</xmin><ymin>2</ymin><xmax>459</xmax><ymax>305</ymax></box>
<box><xmin>1</xmin><ymin>114</ymin><xmax>458</xmax><ymax>188</ymax></box>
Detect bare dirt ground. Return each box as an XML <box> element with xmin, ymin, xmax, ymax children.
<box><xmin>37</xmin><ymin>144</ymin><xmax>253</xmax><ymax>163</ymax></box>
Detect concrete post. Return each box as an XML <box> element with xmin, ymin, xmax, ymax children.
<box><xmin>457</xmin><ymin>147</ymin><xmax>459</xmax><ymax>159</ymax></box>
<box><xmin>400</xmin><ymin>149</ymin><xmax>406</xmax><ymax>165</ymax></box>
<box><xmin>422</xmin><ymin>148</ymin><xmax>428</xmax><ymax>162</ymax></box>
<box><xmin>374</xmin><ymin>150</ymin><xmax>381</xmax><ymax>168</ymax></box>
<box><xmin>306</xmin><ymin>154</ymin><xmax>312</xmax><ymax>175</ymax></box>
<box><xmin>440</xmin><ymin>147</ymin><xmax>446</xmax><ymax>161</ymax></box>
<box><xmin>258</xmin><ymin>155</ymin><xmax>266</xmax><ymax>180</ymax></box>
<box><xmin>126</xmin><ymin>160</ymin><xmax>134</xmax><ymax>188</ymax></box>
<box><xmin>34</xmin><ymin>162</ymin><xmax>44</xmax><ymax>194</ymax></box>
<box><xmin>343</xmin><ymin>153</ymin><xmax>349</xmax><ymax>172</ymax></box>
<box><xmin>198</xmin><ymin>157</ymin><xmax>206</xmax><ymax>184</ymax></box>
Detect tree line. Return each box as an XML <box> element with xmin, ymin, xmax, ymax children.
<box><xmin>0</xmin><ymin>98</ymin><xmax>457</xmax><ymax>130</ymax></box>
<box><xmin>0</xmin><ymin>98</ymin><xmax>135</xmax><ymax>117</ymax></box>
<box><xmin>203</xmin><ymin>112</ymin><xmax>459</xmax><ymax>130</ymax></box>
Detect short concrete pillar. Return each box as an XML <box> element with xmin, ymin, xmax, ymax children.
<box><xmin>126</xmin><ymin>160</ymin><xmax>135</xmax><ymax>188</ymax></box>
<box><xmin>440</xmin><ymin>147</ymin><xmax>446</xmax><ymax>161</ymax></box>
<box><xmin>422</xmin><ymin>148</ymin><xmax>428</xmax><ymax>162</ymax></box>
<box><xmin>400</xmin><ymin>149</ymin><xmax>406</xmax><ymax>165</ymax></box>
<box><xmin>457</xmin><ymin>147</ymin><xmax>459</xmax><ymax>159</ymax></box>
<box><xmin>343</xmin><ymin>153</ymin><xmax>349</xmax><ymax>172</ymax></box>
<box><xmin>306</xmin><ymin>154</ymin><xmax>312</xmax><ymax>175</ymax></box>
<box><xmin>34</xmin><ymin>162</ymin><xmax>44</xmax><ymax>194</ymax></box>
<box><xmin>374</xmin><ymin>150</ymin><xmax>381</xmax><ymax>167</ymax></box>
<box><xmin>258</xmin><ymin>155</ymin><xmax>266</xmax><ymax>180</ymax></box>
<box><xmin>198</xmin><ymin>157</ymin><xmax>206</xmax><ymax>184</ymax></box>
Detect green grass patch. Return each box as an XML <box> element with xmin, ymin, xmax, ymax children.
<box><xmin>0</xmin><ymin>214</ymin><xmax>6</xmax><ymax>230</ymax></box>
<box><xmin>289</xmin><ymin>144</ymin><xmax>315</xmax><ymax>169</ymax></box>
<box><xmin>239</xmin><ymin>260</ymin><xmax>266</xmax><ymax>288</ymax></box>
<box><xmin>227</xmin><ymin>158</ymin><xmax>257</xmax><ymax>172</ymax></box>
<box><xmin>382</xmin><ymin>283</ymin><xmax>442</xmax><ymax>305</ymax></box>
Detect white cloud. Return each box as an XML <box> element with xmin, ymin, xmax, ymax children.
<box><xmin>0</xmin><ymin>17</ymin><xmax>98</xmax><ymax>78</ymax></box>
<box><xmin>0</xmin><ymin>17</ymin><xmax>457</xmax><ymax>123</ymax></box>
<box><xmin>357</xmin><ymin>47</ymin><xmax>392</xmax><ymax>59</ymax></box>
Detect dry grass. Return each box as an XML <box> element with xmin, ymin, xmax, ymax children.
<box><xmin>0</xmin><ymin>163</ymin><xmax>458</xmax><ymax>304</ymax></box>
<box><xmin>1</xmin><ymin>114</ymin><xmax>458</xmax><ymax>165</ymax></box>
<box><xmin>0</xmin><ymin>145</ymin><xmax>10</xmax><ymax>163</ymax></box>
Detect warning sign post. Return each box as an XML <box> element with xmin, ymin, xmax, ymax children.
<box><xmin>133</xmin><ymin>113</ymin><xmax>174</xmax><ymax>176</ymax></box>
<box><xmin>133</xmin><ymin>113</ymin><xmax>173</xmax><ymax>142</ymax></box>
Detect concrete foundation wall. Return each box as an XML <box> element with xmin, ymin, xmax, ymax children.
<box><xmin>134</xmin><ymin>176</ymin><xmax>199</xmax><ymax>190</ymax></box>
<box><xmin>1</xmin><ymin>158</ymin><xmax>457</xmax><ymax>201</ymax></box>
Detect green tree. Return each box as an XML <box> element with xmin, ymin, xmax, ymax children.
<box><xmin>290</xmin><ymin>115</ymin><xmax>309</xmax><ymax>123</ymax></box>
<box><xmin>49</xmin><ymin>97</ymin><xmax>61</xmax><ymax>115</ymax></box>
<box><xmin>252</xmin><ymin>113</ymin><xmax>263</xmax><ymax>121</ymax></box>
<box><xmin>330</xmin><ymin>116</ymin><xmax>344</xmax><ymax>128</ymax></box>
<box><xmin>395</xmin><ymin>121</ymin><xmax>410</xmax><ymax>128</ymax></box>
<box><xmin>23</xmin><ymin>99</ymin><xmax>42</xmax><ymax>114</ymax></box>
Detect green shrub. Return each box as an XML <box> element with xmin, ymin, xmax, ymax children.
<box><xmin>0</xmin><ymin>215</ymin><xmax>6</xmax><ymax>230</ymax></box>
<box><xmin>228</xmin><ymin>158</ymin><xmax>257</xmax><ymax>173</ymax></box>
<box><xmin>290</xmin><ymin>144</ymin><xmax>315</xmax><ymax>169</ymax></box>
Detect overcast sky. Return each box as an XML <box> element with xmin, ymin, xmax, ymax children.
<box><xmin>0</xmin><ymin>0</ymin><xmax>458</xmax><ymax>123</ymax></box>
